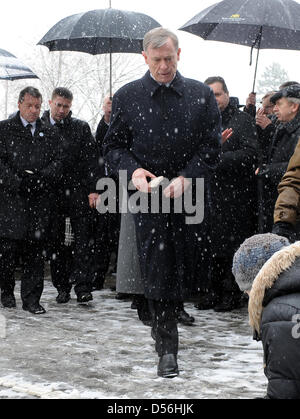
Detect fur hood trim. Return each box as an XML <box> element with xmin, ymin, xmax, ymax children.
<box><xmin>249</xmin><ymin>241</ymin><xmax>300</xmax><ymax>333</ymax></box>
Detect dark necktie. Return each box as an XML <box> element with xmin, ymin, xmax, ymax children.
<box><xmin>26</xmin><ymin>124</ymin><xmax>33</xmax><ymax>135</ymax></box>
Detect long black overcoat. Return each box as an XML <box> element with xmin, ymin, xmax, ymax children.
<box><xmin>0</xmin><ymin>112</ymin><xmax>64</xmax><ymax>241</ymax></box>
<box><xmin>103</xmin><ymin>71</ymin><xmax>221</xmax><ymax>301</ymax></box>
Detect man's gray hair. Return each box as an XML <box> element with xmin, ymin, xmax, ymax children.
<box><xmin>288</xmin><ymin>97</ymin><xmax>300</xmax><ymax>105</ymax></box>
<box><xmin>262</xmin><ymin>91</ymin><xmax>276</xmax><ymax>101</ymax></box>
<box><xmin>18</xmin><ymin>86</ymin><xmax>42</xmax><ymax>103</ymax></box>
<box><xmin>143</xmin><ymin>27</ymin><xmax>179</xmax><ymax>52</ymax></box>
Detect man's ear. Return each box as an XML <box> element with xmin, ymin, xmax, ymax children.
<box><xmin>177</xmin><ymin>48</ymin><xmax>182</xmax><ymax>62</ymax></box>
<box><xmin>142</xmin><ymin>51</ymin><xmax>148</xmax><ymax>65</ymax></box>
<box><xmin>294</xmin><ymin>103</ymin><xmax>300</xmax><ymax>114</ymax></box>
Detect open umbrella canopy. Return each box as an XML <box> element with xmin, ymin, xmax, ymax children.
<box><xmin>179</xmin><ymin>0</ymin><xmax>300</xmax><ymax>49</ymax></box>
<box><xmin>179</xmin><ymin>0</ymin><xmax>300</xmax><ymax>90</ymax></box>
<box><xmin>0</xmin><ymin>48</ymin><xmax>38</xmax><ymax>81</ymax></box>
<box><xmin>38</xmin><ymin>8</ymin><xmax>161</xmax><ymax>55</ymax></box>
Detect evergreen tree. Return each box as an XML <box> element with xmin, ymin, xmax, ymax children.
<box><xmin>257</xmin><ymin>62</ymin><xmax>289</xmax><ymax>97</ymax></box>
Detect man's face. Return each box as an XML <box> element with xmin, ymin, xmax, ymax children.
<box><xmin>261</xmin><ymin>97</ymin><xmax>275</xmax><ymax>115</ymax></box>
<box><xmin>49</xmin><ymin>95</ymin><xmax>72</xmax><ymax>122</ymax></box>
<box><xmin>103</xmin><ymin>97</ymin><xmax>112</xmax><ymax>116</ymax></box>
<box><xmin>208</xmin><ymin>82</ymin><xmax>230</xmax><ymax>112</ymax></box>
<box><xmin>274</xmin><ymin>97</ymin><xmax>299</xmax><ymax>122</ymax></box>
<box><xmin>18</xmin><ymin>93</ymin><xmax>42</xmax><ymax>123</ymax></box>
<box><xmin>142</xmin><ymin>38</ymin><xmax>181</xmax><ymax>84</ymax></box>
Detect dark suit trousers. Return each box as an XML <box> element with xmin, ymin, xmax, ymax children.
<box><xmin>49</xmin><ymin>214</ymin><xmax>93</xmax><ymax>295</ymax></box>
<box><xmin>148</xmin><ymin>299</ymin><xmax>179</xmax><ymax>357</ymax></box>
<box><xmin>0</xmin><ymin>238</ymin><xmax>44</xmax><ymax>306</ymax></box>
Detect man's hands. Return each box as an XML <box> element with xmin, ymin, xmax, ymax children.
<box><xmin>90</xmin><ymin>169</ymin><xmax>191</xmax><ymax>211</ymax></box>
<box><xmin>163</xmin><ymin>176</ymin><xmax>191</xmax><ymax>199</ymax></box>
<box><xmin>256</xmin><ymin>108</ymin><xmax>272</xmax><ymax>130</ymax></box>
<box><xmin>132</xmin><ymin>168</ymin><xmax>190</xmax><ymax>198</ymax></box>
<box><xmin>222</xmin><ymin>128</ymin><xmax>233</xmax><ymax>144</ymax></box>
<box><xmin>132</xmin><ymin>168</ymin><xmax>156</xmax><ymax>193</ymax></box>
<box><xmin>88</xmin><ymin>193</ymin><xmax>99</xmax><ymax>209</ymax></box>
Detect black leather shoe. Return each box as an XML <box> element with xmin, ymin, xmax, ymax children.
<box><xmin>214</xmin><ymin>294</ymin><xmax>241</xmax><ymax>312</ymax></box>
<box><xmin>194</xmin><ymin>292</ymin><xmax>219</xmax><ymax>310</ymax></box>
<box><xmin>115</xmin><ymin>292</ymin><xmax>131</xmax><ymax>300</ymax></box>
<box><xmin>22</xmin><ymin>304</ymin><xmax>46</xmax><ymax>314</ymax></box>
<box><xmin>92</xmin><ymin>283</ymin><xmax>104</xmax><ymax>291</ymax></box>
<box><xmin>177</xmin><ymin>309</ymin><xmax>195</xmax><ymax>326</ymax></box>
<box><xmin>56</xmin><ymin>291</ymin><xmax>71</xmax><ymax>304</ymax></box>
<box><xmin>92</xmin><ymin>277</ymin><xmax>104</xmax><ymax>291</ymax></box>
<box><xmin>77</xmin><ymin>292</ymin><xmax>93</xmax><ymax>303</ymax></box>
<box><xmin>151</xmin><ymin>328</ymin><xmax>157</xmax><ymax>341</ymax></box>
<box><xmin>1</xmin><ymin>292</ymin><xmax>16</xmax><ymax>308</ymax></box>
<box><xmin>157</xmin><ymin>354</ymin><xmax>179</xmax><ymax>378</ymax></box>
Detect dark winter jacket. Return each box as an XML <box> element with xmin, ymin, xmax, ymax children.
<box><xmin>258</xmin><ymin>111</ymin><xmax>300</xmax><ymax>232</ymax></box>
<box><xmin>42</xmin><ymin>110</ymin><xmax>98</xmax><ymax>216</ymax></box>
<box><xmin>103</xmin><ymin>70</ymin><xmax>221</xmax><ymax>301</ymax></box>
<box><xmin>249</xmin><ymin>242</ymin><xmax>300</xmax><ymax>399</ymax></box>
<box><xmin>274</xmin><ymin>138</ymin><xmax>300</xmax><ymax>226</ymax></box>
<box><xmin>95</xmin><ymin>116</ymin><xmax>109</xmax><ymax>180</ymax></box>
<box><xmin>210</xmin><ymin>98</ymin><xmax>258</xmax><ymax>255</ymax></box>
<box><xmin>103</xmin><ymin>70</ymin><xmax>221</xmax><ymax>181</ymax></box>
<box><xmin>0</xmin><ymin>112</ymin><xmax>64</xmax><ymax>241</ymax></box>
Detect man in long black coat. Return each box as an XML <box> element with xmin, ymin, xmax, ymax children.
<box><xmin>0</xmin><ymin>86</ymin><xmax>64</xmax><ymax>314</ymax></box>
<box><xmin>42</xmin><ymin>87</ymin><xmax>98</xmax><ymax>304</ymax></box>
<box><xmin>203</xmin><ymin>76</ymin><xmax>258</xmax><ymax>312</ymax></box>
<box><xmin>103</xmin><ymin>28</ymin><xmax>221</xmax><ymax>378</ymax></box>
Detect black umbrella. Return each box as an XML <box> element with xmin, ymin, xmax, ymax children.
<box><xmin>0</xmin><ymin>48</ymin><xmax>38</xmax><ymax>81</ymax></box>
<box><xmin>0</xmin><ymin>48</ymin><xmax>39</xmax><ymax>118</ymax></box>
<box><xmin>38</xmin><ymin>8</ymin><xmax>161</xmax><ymax>97</ymax></box>
<box><xmin>179</xmin><ymin>0</ymin><xmax>300</xmax><ymax>92</ymax></box>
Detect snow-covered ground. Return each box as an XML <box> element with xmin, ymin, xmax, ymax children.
<box><xmin>0</xmin><ymin>273</ymin><xmax>266</xmax><ymax>399</ymax></box>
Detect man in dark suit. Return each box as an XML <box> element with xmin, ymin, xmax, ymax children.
<box><xmin>0</xmin><ymin>86</ymin><xmax>64</xmax><ymax>314</ymax></box>
<box><xmin>90</xmin><ymin>96</ymin><xmax>121</xmax><ymax>291</ymax></box>
<box><xmin>42</xmin><ymin>87</ymin><xmax>98</xmax><ymax>305</ymax></box>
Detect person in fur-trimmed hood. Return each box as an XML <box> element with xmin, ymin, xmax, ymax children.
<box><xmin>232</xmin><ymin>233</ymin><xmax>300</xmax><ymax>399</ymax></box>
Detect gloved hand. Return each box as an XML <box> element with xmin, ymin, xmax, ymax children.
<box><xmin>272</xmin><ymin>222</ymin><xmax>297</xmax><ymax>243</ymax></box>
<box><xmin>19</xmin><ymin>171</ymin><xmax>44</xmax><ymax>196</ymax></box>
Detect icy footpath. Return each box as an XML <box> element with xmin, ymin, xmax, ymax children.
<box><xmin>0</xmin><ymin>278</ymin><xmax>266</xmax><ymax>399</ymax></box>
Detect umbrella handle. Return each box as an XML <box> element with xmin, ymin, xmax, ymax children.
<box><xmin>252</xmin><ymin>47</ymin><xmax>260</xmax><ymax>93</ymax></box>
<box><xmin>110</xmin><ymin>51</ymin><xmax>112</xmax><ymax>98</ymax></box>
<box><xmin>250</xmin><ymin>27</ymin><xmax>262</xmax><ymax>93</ymax></box>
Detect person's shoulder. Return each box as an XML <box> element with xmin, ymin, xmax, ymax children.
<box><xmin>66</xmin><ymin>116</ymin><xmax>91</xmax><ymax>133</ymax></box>
<box><xmin>0</xmin><ymin>118</ymin><xmax>11</xmax><ymax>128</ymax></box>
<box><xmin>69</xmin><ymin>116</ymin><xmax>89</xmax><ymax>127</ymax></box>
<box><xmin>0</xmin><ymin>114</ymin><xmax>20</xmax><ymax>131</ymax></box>
<box><xmin>115</xmin><ymin>78</ymin><xmax>143</xmax><ymax>99</ymax></box>
<box><xmin>181</xmin><ymin>76</ymin><xmax>210</xmax><ymax>91</ymax></box>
